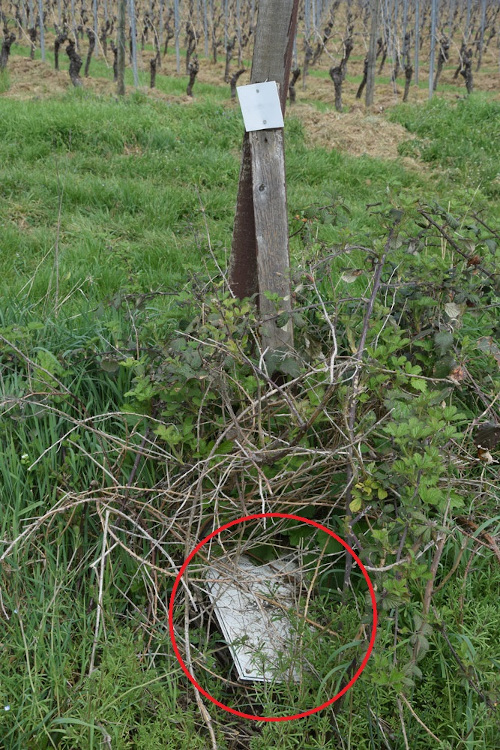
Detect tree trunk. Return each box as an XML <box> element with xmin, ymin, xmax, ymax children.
<box><xmin>433</xmin><ymin>36</ymin><xmax>449</xmax><ymax>91</ymax></box>
<box><xmin>1</xmin><ymin>33</ymin><xmax>16</xmax><ymax>71</ymax></box>
<box><xmin>111</xmin><ymin>41</ymin><xmax>118</xmax><ymax>81</ymax></box>
<box><xmin>402</xmin><ymin>31</ymin><xmax>412</xmax><ymax>102</ymax></box>
<box><xmin>28</xmin><ymin>26</ymin><xmax>36</xmax><ymax>59</ymax></box>
<box><xmin>224</xmin><ymin>34</ymin><xmax>236</xmax><ymax>81</ymax></box>
<box><xmin>150</xmin><ymin>54</ymin><xmax>158</xmax><ymax>87</ymax></box>
<box><xmin>66</xmin><ymin>39</ymin><xmax>83</xmax><ymax>85</ymax></box>
<box><xmin>186</xmin><ymin>55</ymin><xmax>199</xmax><ymax>95</ymax></box>
<box><xmin>185</xmin><ymin>21</ymin><xmax>197</xmax><ymax>74</ymax></box>
<box><xmin>288</xmin><ymin>66</ymin><xmax>300</xmax><ymax>103</ymax></box>
<box><xmin>329</xmin><ymin>36</ymin><xmax>353</xmax><ymax>112</ymax></box>
<box><xmin>230</xmin><ymin>67</ymin><xmax>246</xmax><ymax>98</ymax></box>
<box><xmin>356</xmin><ymin>56</ymin><xmax>368</xmax><ymax>99</ymax></box>
<box><xmin>101</xmin><ymin>20</ymin><xmax>111</xmax><ymax>58</ymax></box>
<box><xmin>460</xmin><ymin>47</ymin><xmax>474</xmax><ymax>93</ymax></box>
<box><xmin>54</xmin><ymin>29</ymin><xmax>67</xmax><ymax>70</ymax></box>
<box><xmin>403</xmin><ymin>63</ymin><xmax>413</xmax><ymax>101</ymax></box>
<box><xmin>84</xmin><ymin>28</ymin><xmax>96</xmax><ymax>76</ymax></box>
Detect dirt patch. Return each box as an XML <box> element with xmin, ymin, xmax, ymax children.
<box><xmin>0</xmin><ymin>54</ymin><xmax>188</xmax><ymax>105</ymax></box>
<box><xmin>2</xmin><ymin>57</ymin><xmax>71</xmax><ymax>99</ymax></box>
<box><xmin>292</xmin><ymin>102</ymin><xmax>419</xmax><ymax>166</ymax></box>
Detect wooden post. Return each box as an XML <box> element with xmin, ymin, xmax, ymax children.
<box><xmin>250</xmin><ymin>127</ymin><xmax>292</xmax><ymax>351</ymax></box>
<box><xmin>230</xmin><ymin>0</ymin><xmax>299</xmax><ymax>354</ymax></box>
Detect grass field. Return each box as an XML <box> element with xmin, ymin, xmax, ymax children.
<box><xmin>1</xmin><ymin>50</ymin><xmax>499</xmax><ymax>749</ymax></box>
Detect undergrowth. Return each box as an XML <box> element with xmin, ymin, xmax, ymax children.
<box><xmin>1</xmin><ymin>70</ymin><xmax>499</xmax><ymax>749</ymax></box>
<box><xmin>0</xmin><ymin>195</ymin><xmax>499</xmax><ymax>747</ymax></box>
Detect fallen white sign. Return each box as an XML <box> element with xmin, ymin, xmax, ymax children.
<box><xmin>206</xmin><ymin>555</ymin><xmax>303</xmax><ymax>682</ymax></box>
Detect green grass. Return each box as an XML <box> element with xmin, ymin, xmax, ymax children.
<box><xmin>0</xmin><ymin>90</ymin><xmax>244</xmax><ymax>309</ymax></box>
<box><xmin>1</xmin><ymin>59</ymin><xmax>499</xmax><ymax>749</ymax></box>
<box><xmin>0</xmin><ymin>83</ymin><xmax>441</xmax><ymax>316</ymax></box>
<box><xmin>0</xmin><ymin>68</ymin><xmax>10</xmax><ymax>93</ymax></box>
<box><xmin>390</xmin><ymin>94</ymin><xmax>500</xmax><ymax>202</ymax></box>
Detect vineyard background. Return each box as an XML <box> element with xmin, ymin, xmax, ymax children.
<box><xmin>1</xmin><ymin>0</ymin><xmax>499</xmax><ymax>102</ymax></box>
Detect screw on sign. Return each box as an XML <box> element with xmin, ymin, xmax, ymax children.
<box><xmin>169</xmin><ymin>513</ymin><xmax>377</xmax><ymax>722</ymax></box>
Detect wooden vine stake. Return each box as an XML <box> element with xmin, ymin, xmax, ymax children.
<box><xmin>230</xmin><ymin>0</ymin><xmax>299</xmax><ymax>355</ymax></box>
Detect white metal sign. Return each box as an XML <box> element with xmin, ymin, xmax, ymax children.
<box><xmin>237</xmin><ymin>81</ymin><xmax>284</xmax><ymax>132</ymax></box>
<box><xmin>206</xmin><ymin>555</ymin><xmax>302</xmax><ymax>682</ymax></box>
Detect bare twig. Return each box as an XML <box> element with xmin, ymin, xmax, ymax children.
<box><xmin>343</xmin><ymin>216</ymin><xmax>402</xmax><ymax>592</ymax></box>
<box><xmin>398</xmin><ymin>693</ymin><xmax>444</xmax><ymax>745</ymax></box>
<box><xmin>89</xmin><ymin>508</ymin><xmax>110</xmax><ymax>675</ymax></box>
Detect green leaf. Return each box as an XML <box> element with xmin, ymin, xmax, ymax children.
<box><xmin>154</xmin><ymin>424</ymin><xmax>183</xmax><ymax>445</ymax></box>
<box><xmin>100</xmin><ymin>356</ymin><xmax>120</xmax><ymax>373</ymax></box>
<box><xmin>434</xmin><ymin>331</ymin><xmax>454</xmax><ymax>356</ymax></box>
<box><xmin>411</xmin><ymin>377</ymin><xmax>427</xmax><ymax>392</ymax></box>
<box><xmin>266</xmin><ymin>352</ymin><xmax>301</xmax><ymax>378</ymax></box>
<box><xmin>292</xmin><ymin>311</ymin><xmax>307</xmax><ymax>328</ymax></box>
<box><xmin>434</xmin><ymin>355</ymin><xmax>456</xmax><ymax>378</ymax></box>
<box><xmin>349</xmin><ymin>497</ymin><xmax>362</xmax><ymax>513</ymax></box>
<box><xmin>419</xmin><ymin>487</ymin><xmax>445</xmax><ymax>506</ymax></box>
<box><xmin>317</xmin><ymin>529</ymin><xmax>343</xmax><ymax>555</ymax></box>
<box><xmin>275</xmin><ymin>311</ymin><xmax>291</xmax><ymax>328</ymax></box>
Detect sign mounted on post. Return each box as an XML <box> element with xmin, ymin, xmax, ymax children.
<box><xmin>237</xmin><ymin>81</ymin><xmax>284</xmax><ymax>132</ymax></box>
<box><xmin>230</xmin><ymin>0</ymin><xmax>299</xmax><ymax>356</ymax></box>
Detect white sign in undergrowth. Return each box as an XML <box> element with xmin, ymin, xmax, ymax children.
<box><xmin>206</xmin><ymin>555</ymin><xmax>303</xmax><ymax>682</ymax></box>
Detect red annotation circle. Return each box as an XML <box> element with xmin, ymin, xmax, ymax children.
<box><xmin>169</xmin><ymin>513</ymin><xmax>377</xmax><ymax>721</ymax></box>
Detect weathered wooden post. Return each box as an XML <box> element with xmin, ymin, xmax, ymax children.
<box><xmin>230</xmin><ymin>0</ymin><xmax>299</xmax><ymax>355</ymax></box>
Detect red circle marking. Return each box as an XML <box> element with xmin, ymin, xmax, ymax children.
<box><xmin>169</xmin><ymin>513</ymin><xmax>377</xmax><ymax>721</ymax></box>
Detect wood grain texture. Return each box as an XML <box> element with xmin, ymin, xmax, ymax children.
<box><xmin>250</xmin><ymin>128</ymin><xmax>293</xmax><ymax>352</ymax></box>
<box><xmin>250</xmin><ymin>0</ymin><xmax>299</xmax><ymax>113</ymax></box>
<box><xmin>230</xmin><ymin>0</ymin><xmax>299</xmax><ymax>355</ymax></box>
<box><xmin>229</xmin><ymin>134</ymin><xmax>258</xmax><ymax>301</ymax></box>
